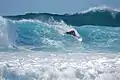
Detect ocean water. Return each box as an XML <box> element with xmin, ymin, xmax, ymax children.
<box><xmin>0</xmin><ymin>6</ymin><xmax>120</xmax><ymax>80</ymax></box>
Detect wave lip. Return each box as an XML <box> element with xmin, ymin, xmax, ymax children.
<box><xmin>81</xmin><ymin>6</ymin><xmax>120</xmax><ymax>14</ymax></box>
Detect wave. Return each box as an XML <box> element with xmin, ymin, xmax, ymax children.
<box><xmin>0</xmin><ymin>16</ymin><xmax>120</xmax><ymax>52</ymax></box>
<box><xmin>0</xmin><ymin>17</ymin><xmax>84</xmax><ymax>52</ymax></box>
<box><xmin>3</xmin><ymin>6</ymin><xmax>120</xmax><ymax>27</ymax></box>
<box><xmin>0</xmin><ymin>6</ymin><xmax>120</xmax><ymax>80</ymax></box>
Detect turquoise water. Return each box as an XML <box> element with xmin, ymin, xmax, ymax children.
<box><xmin>4</xmin><ymin>19</ymin><xmax>120</xmax><ymax>53</ymax></box>
<box><xmin>0</xmin><ymin>7</ymin><xmax>120</xmax><ymax>80</ymax></box>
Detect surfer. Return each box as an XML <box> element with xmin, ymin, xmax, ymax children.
<box><xmin>65</xmin><ymin>30</ymin><xmax>79</xmax><ymax>38</ymax></box>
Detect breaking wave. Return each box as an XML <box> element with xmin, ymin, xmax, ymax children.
<box><xmin>0</xmin><ymin>14</ymin><xmax>120</xmax><ymax>52</ymax></box>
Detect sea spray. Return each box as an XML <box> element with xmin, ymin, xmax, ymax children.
<box><xmin>0</xmin><ymin>16</ymin><xmax>10</xmax><ymax>48</ymax></box>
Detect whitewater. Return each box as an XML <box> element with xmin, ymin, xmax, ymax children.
<box><xmin>0</xmin><ymin>6</ymin><xmax>120</xmax><ymax>80</ymax></box>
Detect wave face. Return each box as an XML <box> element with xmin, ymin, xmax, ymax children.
<box><xmin>0</xmin><ymin>17</ymin><xmax>83</xmax><ymax>52</ymax></box>
<box><xmin>3</xmin><ymin>6</ymin><xmax>120</xmax><ymax>27</ymax></box>
<box><xmin>0</xmin><ymin>16</ymin><xmax>120</xmax><ymax>52</ymax></box>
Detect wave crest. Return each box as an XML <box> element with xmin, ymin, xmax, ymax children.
<box><xmin>4</xmin><ymin>6</ymin><xmax>120</xmax><ymax>27</ymax></box>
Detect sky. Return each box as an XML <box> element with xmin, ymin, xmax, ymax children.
<box><xmin>0</xmin><ymin>0</ymin><xmax>120</xmax><ymax>16</ymax></box>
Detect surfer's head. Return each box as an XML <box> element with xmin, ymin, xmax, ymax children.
<box><xmin>66</xmin><ymin>30</ymin><xmax>79</xmax><ymax>38</ymax></box>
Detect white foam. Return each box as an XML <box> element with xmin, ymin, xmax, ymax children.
<box><xmin>0</xmin><ymin>52</ymin><xmax>120</xmax><ymax>80</ymax></box>
<box><xmin>81</xmin><ymin>6</ymin><xmax>120</xmax><ymax>14</ymax></box>
<box><xmin>0</xmin><ymin>16</ymin><xmax>10</xmax><ymax>47</ymax></box>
